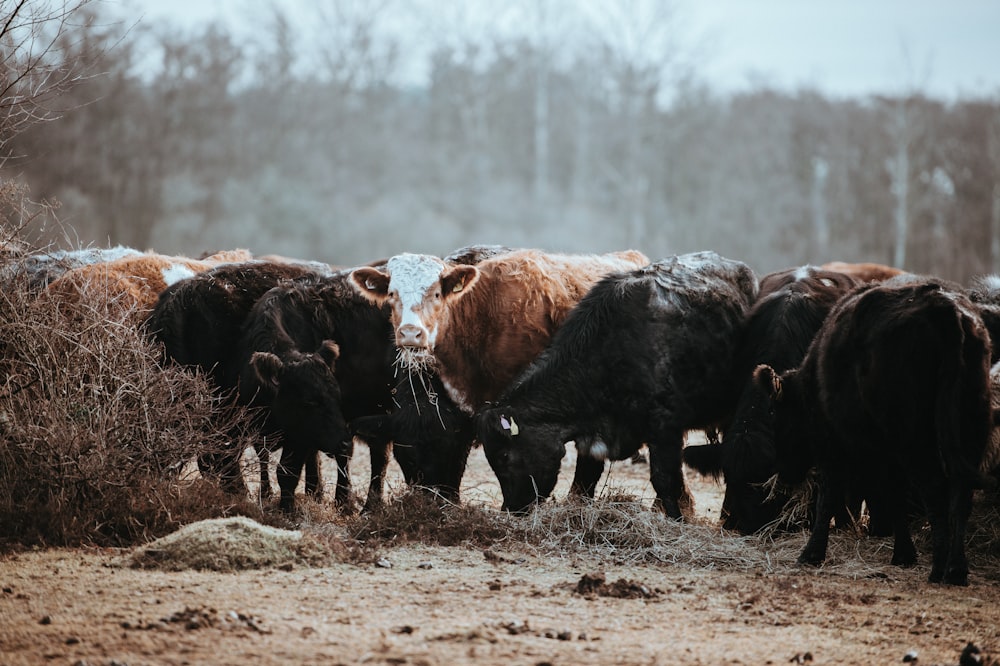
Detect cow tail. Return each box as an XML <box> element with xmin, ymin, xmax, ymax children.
<box><xmin>936</xmin><ymin>301</ymin><xmax>992</xmax><ymax>488</ymax></box>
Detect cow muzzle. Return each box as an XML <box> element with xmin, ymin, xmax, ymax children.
<box><xmin>397</xmin><ymin>323</ymin><xmax>430</xmax><ymax>349</ymax></box>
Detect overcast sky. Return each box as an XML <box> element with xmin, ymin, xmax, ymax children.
<box><xmin>117</xmin><ymin>0</ymin><xmax>1000</xmax><ymax>100</ymax></box>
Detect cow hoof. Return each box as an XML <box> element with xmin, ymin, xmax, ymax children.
<box><xmin>891</xmin><ymin>551</ymin><xmax>917</xmax><ymax>568</ymax></box>
<box><xmin>796</xmin><ymin>548</ymin><xmax>825</xmax><ymax>567</ymax></box>
<box><xmin>938</xmin><ymin>568</ymin><xmax>969</xmax><ymax>586</ymax></box>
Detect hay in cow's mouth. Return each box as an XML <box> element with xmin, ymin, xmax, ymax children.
<box><xmin>395</xmin><ymin>346</ymin><xmax>437</xmax><ymax>374</ymax></box>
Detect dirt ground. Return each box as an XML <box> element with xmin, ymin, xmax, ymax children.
<box><xmin>2</xmin><ymin>437</ymin><xmax>999</xmax><ymax>666</ymax></box>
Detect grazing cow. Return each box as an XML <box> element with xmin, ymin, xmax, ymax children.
<box><xmin>349</xmin><ymin>248</ymin><xmax>649</xmax><ymax>414</ymax></box>
<box><xmin>350</xmin><ymin>367</ymin><xmax>474</xmax><ymax>502</ymax></box>
<box><xmin>146</xmin><ymin>261</ymin><xmax>326</xmax><ymax>503</ymax></box>
<box><xmin>46</xmin><ymin>248</ymin><xmax>254</xmax><ymax>314</ymax></box>
<box><xmin>238</xmin><ymin>271</ymin><xmax>397</xmax><ymax>511</ymax></box>
<box><xmin>684</xmin><ymin>265</ymin><xmax>860</xmax><ymax>533</ymax></box>
<box><xmin>820</xmin><ymin>261</ymin><xmax>904</xmax><ymax>283</ymax></box>
<box><xmin>476</xmin><ymin>252</ymin><xmax>759</xmax><ymax>517</ymax></box>
<box><xmin>747</xmin><ymin>278</ymin><xmax>992</xmax><ymax>585</ymax></box>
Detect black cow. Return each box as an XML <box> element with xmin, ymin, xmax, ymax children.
<box><xmin>146</xmin><ymin>261</ymin><xmax>328</xmax><ymax>502</ymax></box>
<box><xmin>476</xmin><ymin>251</ymin><xmax>758</xmax><ymax>518</ymax></box>
<box><xmin>239</xmin><ymin>271</ymin><xmax>397</xmax><ymax>511</ymax></box>
<box><xmin>747</xmin><ymin>277</ymin><xmax>992</xmax><ymax>585</ymax></box>
<box><xmin>684</xmin><ymin>265</ymin><xmax>859</xmax><ymax>533</ymax></box>
<box><xmin>350</xmin><ymin>367</ymin><xmax>474</xmax><ymax>502</ymax></box>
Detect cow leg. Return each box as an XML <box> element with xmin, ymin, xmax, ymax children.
<box><xmin>363</xmin><ymin>436</ymin><xmax>393</xmax><ymax>512</ymax></box>
<box><xmin>198</xmin><ymin>447</ymin><xmax>248</xmax><ymax>498</ymax></box>
<box><xmin>276</xmin><ymin>447</ymin><xmax>307</xmax><ymax>513</ymax></box>
<box><xmin>570</xmin><ymin>454</ymin><xmax>606</xmax><ymax>499</ymax></box>
<box><xmin>887</xmin><ymin>467</ymin><xmax>917</xmax><ymax>568</ymax></box>
<box><xmin>256</xmin><ymin>442</ymin><xmax>273</xmax><ymax>502</ymax></box>
<box><xmin>942</xmin><ymin>482</ymin><xmax>973</xmax><ymax>586</ymax></box>
<box><xmin>304</xmin><ymin>450</ymin><xmax>323</xmax><ymax>499</ymax></box>
<box><xmin>647</xmin><ymin>428</ymin><xmax>691</xmax><ymax>520</ymax></box>
<box><xmin>330</xmin><ymin>439</ymin><xmax>354</xmax><ymax>509</ymax></box>
<box><xmin>798</xmin><ymin>468</ymin><xmax>844</xmax><ymax>566</ymax></box>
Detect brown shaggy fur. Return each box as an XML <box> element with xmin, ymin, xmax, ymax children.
<box><xmin>821</xmin><ymin>261</ymin><xmax>904</xmax><ymax>283</ymax></box>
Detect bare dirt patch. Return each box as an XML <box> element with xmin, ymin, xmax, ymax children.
<box><xmin>2</xmin><ymin>440</ymin><xmax>999</xmax><ymax>666</ymax></box>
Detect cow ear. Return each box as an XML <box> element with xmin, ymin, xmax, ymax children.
<box><xmin>475</xmin><ymin>407</ymin><xmax>512</xmax><ymax>446</ymax></box>
<box><xmin>440</xmin><ymin>265</ymin><xmax>479</xmax><ymax>297</ymax></box>
<box><xmin>350</xmin><ymin>267</ymin><xmax>391</xmax><ymax>303</ymax></box>
<box><xmin>752</xmin><ymin>364</ymin><xmax>783</xmax><ymax>402</ymax></box>
<box><xmin>318</xmin><ymin>340</ymin><xmax>340</xmax><ymax>369</ymax></box>
<box><xmin>251</xmin><ymin>351</ymin><xmax>283</xmax><ymax>390</ymax></box>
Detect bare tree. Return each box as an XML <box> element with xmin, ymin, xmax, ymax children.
<box><xmin>578</xmin><ymin>0</ymin><xmax>693</xmax><ymax>251</ymax></box>
<box><xmin>0</xmin><ymin>0</ymin><xmax>100</xmax><ymax>163</ymax></box>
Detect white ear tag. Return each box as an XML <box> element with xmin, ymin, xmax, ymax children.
<box><xmin>509</xmin><ymin>417</ymin><xmax>519</xmax><ymax>436</ymax></box>
<box><xmin>500</xmin><ymin>416</ymin><xmax>510</xmax><ymax>430</ymax></box>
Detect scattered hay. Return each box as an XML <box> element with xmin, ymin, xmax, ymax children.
<box><xmin>120</xmin><ymin>517</ymin><xmax>335</xmax><ymax>571</ymax></box>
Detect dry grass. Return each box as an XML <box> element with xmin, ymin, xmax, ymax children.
<box><xmin>120</xmin><ymin>516</ymin><xmax>336</xmax><ymax>571</ymax></box>
<box><xmin>295</xmin><ymin>485</ymin><xmax>1000</xmax><ymax>583</ymax></box>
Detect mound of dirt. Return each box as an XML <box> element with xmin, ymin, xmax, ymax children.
<box><xmin>119</xmin><ymin>516</ymin><xmax>334</xmax><ymax>571</ymax></box>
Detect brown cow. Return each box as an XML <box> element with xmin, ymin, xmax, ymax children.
<box><xmin>821</xmin><ymin>261</ymin><xmax>904</xmax><ymax>283</ymax></box>
<box><xmin>45</xmin><ymin>249</ymin><xmax>254</xmax><ymax>313</ymax></box>
<box><xmin>350</xmin><ymin>248</ymin><xmax>649</xmax><ymax>413</ymax></box>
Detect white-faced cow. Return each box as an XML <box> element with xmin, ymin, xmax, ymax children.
<box><xmin>147</xmin><ymin>261</ymin><xmax>329</xmax><ymax>504</ymax></box>
<box><xmin>349</xmin><ymin>248</ymin><xmax>649</xmax><ymax>415</ymax></box>
<box><xmin>746</xmin><ymin>277</ymin><xmax>992</xmax><ymax>585</ymax></box>
<box><xmin>476</xmin><ymin>251</ymin><xmax>759</xmax><ymax>518</ymax></box>
<box><xmin>346</xmin><ymin>245</ymin><xmax>517</xmax><ymax>501</ymax></box>
<box><xmin>683</xmin><ymin>265</ymin><xmax>859</xmax><ymax>533</ymax></box>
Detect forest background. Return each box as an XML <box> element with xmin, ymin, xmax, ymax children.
<box><xmin>3</xmin><ymin>0</ymin><xmax>1000</xmax><ymax>283</ymax></box>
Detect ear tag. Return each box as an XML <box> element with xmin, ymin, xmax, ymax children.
<box><xmin>366</xmin><ymin>278</ymin><xmax>377</xmax><ymax>290</ymax></box>
<box><xmin>509</xmin><ymin>417</ymin><xmax>519</xmax><ymax>436</ymax></box>
<box><xmin>500</xmin><ymin>416</ymin><xmax>510</xmax><ymax>430</ymax></box>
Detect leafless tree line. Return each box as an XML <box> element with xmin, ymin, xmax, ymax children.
<box><xmin>2</xmin><ymin>0</ymin><xmax>1000</xmax><ymax>284</ymax></box>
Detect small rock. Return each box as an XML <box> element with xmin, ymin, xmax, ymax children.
<box><xmin>39</xmin><ymin>615</ymin><xmax>52</xmax><ymax>625</ymax></box>
<box><xmin>903</xmin><ymin>650</ymin><xmax>919</xmax><ymax>663</ymax></box>
<box><xmin>417</xmin><ymin>561</ymin><xmax>433</xmax><ymax>570</ymax></box>
<box><xmin>375</xmin><ymin>557</ymin><xmax>392</xmax><ymax>569</ymax></box>
<box><xmin>65</xmin><ymin>636</ymin><xmax>81</xmax><ymax>645</ymax></box>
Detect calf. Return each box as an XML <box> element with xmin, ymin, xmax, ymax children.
<box><xmin>238</xmin><ymin>271</ymin><xmax>397</xmax><ymax>511</ymax></box>
<box><xmin>476</xmin><ymin>252</ymin><xmax>758</xmax><ymax>518</ymax></box>
<box><xmin>684</xmin><ymin>265</ymin><xmax>859</xmax><ymax>533</ymax></box>
<box><xmin>748</xmin><ymin>278</ymin><xmax>992</xmax><ymax>585</ymax></box>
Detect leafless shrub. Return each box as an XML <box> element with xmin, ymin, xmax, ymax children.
<box><xmin>0</xmin><ymin>228</ymin><xmax>262</xmax><ymax>548</ymax></box>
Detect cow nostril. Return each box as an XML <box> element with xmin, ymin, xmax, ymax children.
<box><xmin>399</xmin><ymin>324</ymin><xmax>425</xmax><ymax>344</ymax></box>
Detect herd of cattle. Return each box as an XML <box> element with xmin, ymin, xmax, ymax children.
<box><xmin>5</xmin><ymin>241</ymin><xmax>1000</xmax><ymax>586</ymax></box>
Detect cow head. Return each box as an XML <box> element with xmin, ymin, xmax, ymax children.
<box><xmin>250</xmin><ymin>340</ymin><xmax>350</xmax><ymax>457</ymax></box>
<box><xmin>476</xmin><ymin>406</ymin><xmax>566</xmax><ymax>513</ymax></box>
<box><xmin>684</xmin><ymin>378</ymin><xmax>784</xmax><ymax>534</ymax></box>
<box><xmin>350</xmin><ymin>254</ymin><xmax>479</xmax><ymax>367</ymax></box>
<box><xmin>750</xmin><ymin>363</ymin><xmax>813</xmax><ymax>485</ymax></box>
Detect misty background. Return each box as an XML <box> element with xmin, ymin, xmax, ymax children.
<box><xmin>3</xmin><ymin>0</ymin><xmax>1000</xmax><ymax>282</ymax></box>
